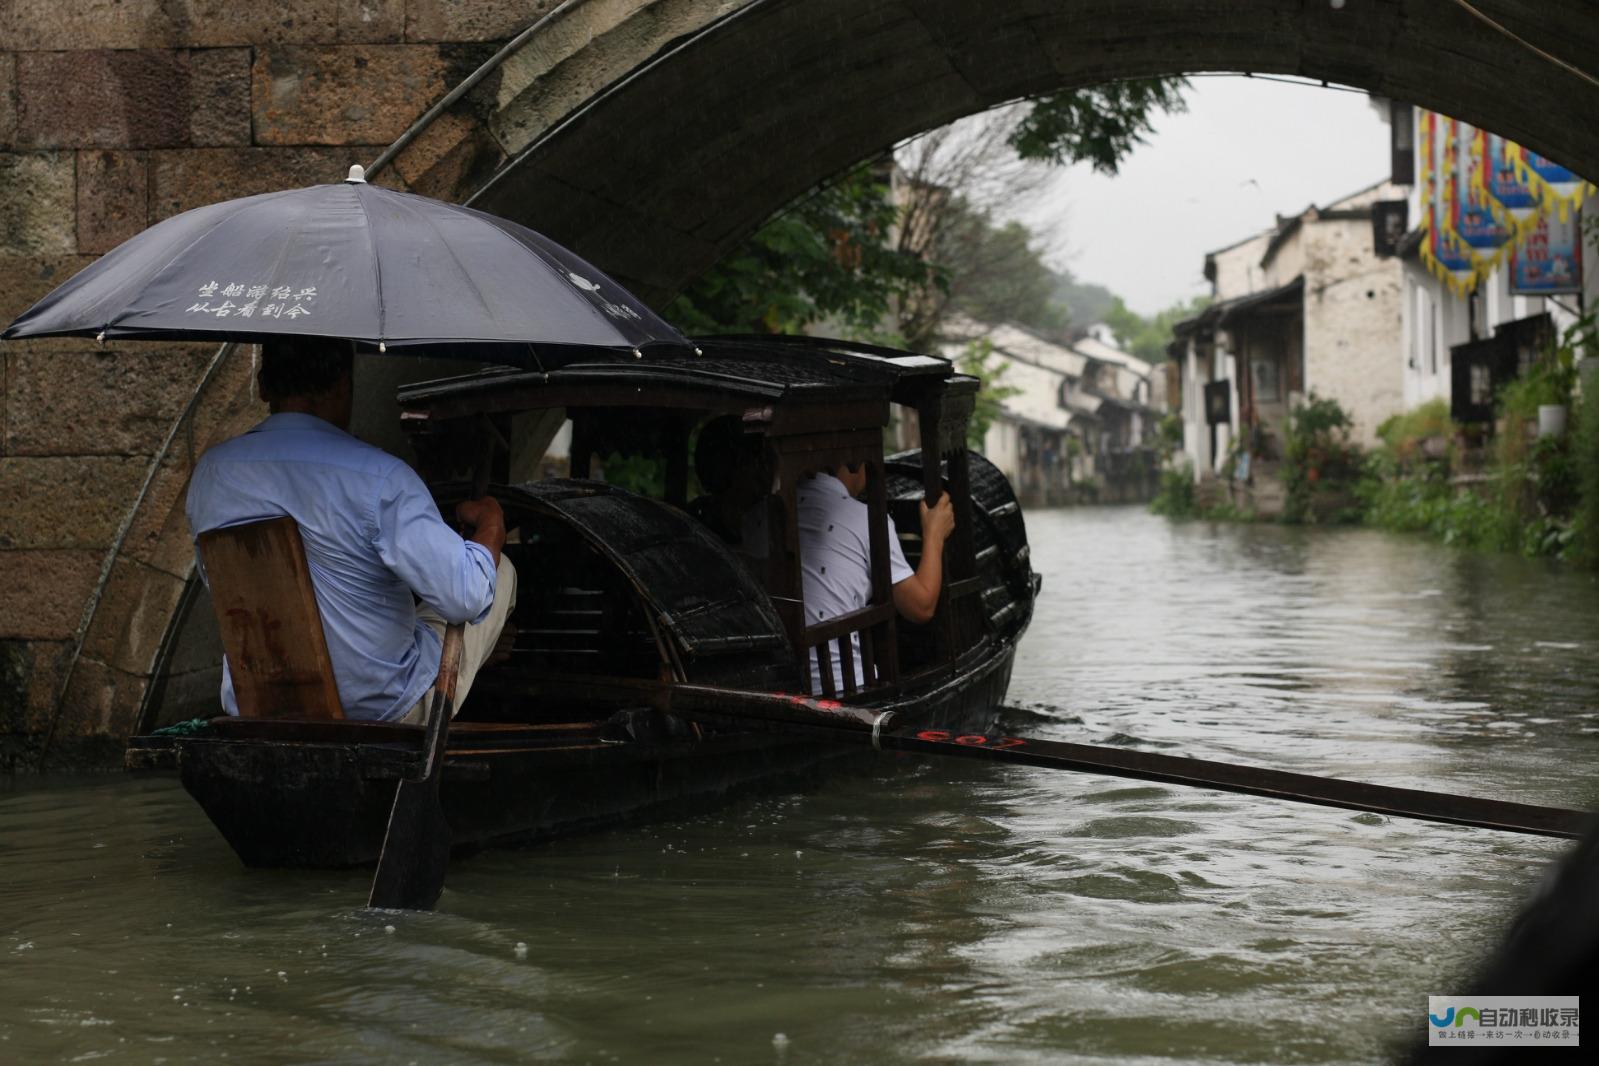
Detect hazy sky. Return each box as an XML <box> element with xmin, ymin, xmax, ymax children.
<box><xmin>1016</xmin><ymin>75</ymin><xmax>1393</xmax><ymax>316</ymax></box>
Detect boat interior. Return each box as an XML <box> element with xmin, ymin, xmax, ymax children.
<box><xmin>164</xmin><ymin>336</ymin><xmax>1036</xmax><ymax>755</ymax></box>
<box><xmin>384</xmin><ymin>335</ymin><xmax>1034</xmax><ymax>736</ymax></box>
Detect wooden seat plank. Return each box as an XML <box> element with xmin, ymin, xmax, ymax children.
<box><xmin>198</xmin><ymin>517</ymin><xmax>343</xmax><ymax>720</ymax></box>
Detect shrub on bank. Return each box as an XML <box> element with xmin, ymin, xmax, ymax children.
<box><xmin>1283</xmin><ymin>394</ymin><xmax>1364</xmax><ymax>524</ymax></box>
<box><xmin>1358</xmin><ymin>318</ymin><xmax>1592</xmax><ymax>562</ymax></box>
<box><xmin>1154</xmin><ymin>322</ymin><xmax>1599</xmax><ymax>566</ymax></box>
<box><xmin>1150</xmin><ymin>463</ymin><xmax>1196</xmax><ymax>517</ymax></box>
<box><xmin>1573</xmin><ymin>385</ymin><xmax>1599</xmax><ymax>569</ymax></box>
<box><xmin>1358</xmin><ymin>460</ymin><xmax>1515</xmax><ymax>550</ymax></box>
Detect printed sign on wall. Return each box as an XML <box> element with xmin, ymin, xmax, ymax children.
<box><xmin>1510</xmin><ymin>210</ymin><xmax>1584</xmax><ymax>295</ymax></box>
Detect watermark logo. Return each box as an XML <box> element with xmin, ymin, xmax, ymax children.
<box><xmin>1428</xmin><ymin>996</ymin><xmax>1578</xmax><ymax>1046</ymax></box>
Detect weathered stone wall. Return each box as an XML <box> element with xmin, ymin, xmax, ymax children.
<box><xmin>0</xmin><ymin>1</ymin><xmax>562</xmax><ymax>767</ymax></box>
<box><xmin>1302</xmin><ymin>217</ymin><xmax>1406</xmax><ymax>447</ymax></box>
<box><xmin>1209</xmin><ymin>232</ymin><xmax>1276</xmax><ymax>304</ymax></box>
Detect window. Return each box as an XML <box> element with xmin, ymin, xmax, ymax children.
<box><xmin>1251</xmin><ymin>357</ymin><xmax>1281</xmax><ymax>402</ymax></box>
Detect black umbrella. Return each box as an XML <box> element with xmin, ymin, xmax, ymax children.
<box><xmin>2</xmin><ymin>165</ymin><xmax>689</xmax><ymax>366</ymax></box>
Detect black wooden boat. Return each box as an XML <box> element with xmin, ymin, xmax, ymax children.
<box><xmin>127</xmin><ymin>336</ymin><xmax>1038</xmax><ymax>868</ymax></box>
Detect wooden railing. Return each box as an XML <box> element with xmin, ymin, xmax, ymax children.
<box><xmin>800</xmin><ymin>601</ymin><xmax>897</xmax><ymax>698</ymax></box>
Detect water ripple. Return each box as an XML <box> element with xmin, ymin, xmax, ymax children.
<box><xmin>3</xmin><ymin>509</ymin><xmax>1596</xmax><ymax>1064</ymax></box>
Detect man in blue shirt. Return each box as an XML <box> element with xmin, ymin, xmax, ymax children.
<box><xmin>186</xmin><ymin>337</ymin><xmax>516</xmax><ymax>723</ymax></box>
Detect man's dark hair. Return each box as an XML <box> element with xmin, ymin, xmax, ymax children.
<box><xmin>257</xmin><ymin>336</ymin><xmax>354</xmax><ymax>401</ymax></box>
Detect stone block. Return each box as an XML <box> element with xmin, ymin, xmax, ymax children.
<box><xmin>0</xmin><ymin>54</ymin><xmax>16</xmax><ymax>148</ymax></box>
<box><xmin>187</xmin><ymin>49</ymin><xmax>253</xmax><ymax>146</ymax></box>
<box><xmin>252</xmin><ymin>45</ymin><xmax>449</xmax><ymax>146</ymax></box>
<box><xmin>0</xmin><ymin>455</ymin><xmax>148</xmax><ymax>550</ymax></box>
<box><xmin>56</xmin><ymin>654</ymin><xmax>148</xmax><ymax>745</ymax></box>
<box><xmin>391</xmin><ymin>110</ymin><xmax>505</xmax><ymax>201</ymax></box>
<box><xmin>0</xmin><ymin>153</ymin><xmax>77</xmax><ymax>255</ymax></box>
<box><xmin>14</xmin><ymin>49</ymin><xmax>249</xmax><ymax>151</ymax></box>
<box><xmin>16</xmin><ymin>51</ymin><xmax>190</xmax><ymax>149</ymax></box>
<box><xmin>0</xmin><ymin>255</ymin><xmax>99</xmax><ymax>329</ymax></box>
<box><xmin>81</xmin><ymin>556</ymin><xmax>187</xmax><ymax>676</ymax></box>
<box><xmin>185</xmin><ymin>344</ymin><xmax>266</xmax><ymax>460</ymax></box>
<box><xmin>148</xmin><ymin>146</ymin><xmax>391</xmax><ymax>220</ymax></box>
<box><xmin>339</xmin><ymin>0</ymin><xmax>406</xmax><ymax>43</ymax></box>
<box><xmin>124</xmin><ymin>449</ymin><xmax>199</xmax><ymax>580</ymax></box>
<box><xmin>0</xmin><ymin>549</ymin><xmax>101</xmax><ymax>640</ymax></box>
<box><xmin>4</xmin><ymin>346</ymin><xmax>214</xmax><ymax>457</ymax></box>
<box><xmin>125</xmin><ymin>347</ymin><xmax>264</xmax><ymax>578</ymax></box>
<box><xmin>0</xmin><ymin>638</ymin><xmax>71</xmax><ymax>741</ymax></box>
<box><xmin>406</xmin><ymin>1</ymin><xmax>559</xmax><ymax>43</ymax></box>
<box><xmin>77</xmin><ymin>151</ymin><xmax>150</xmax><ymax>254</ymax></box>
<box><xmin>0</xmin><ymin>1</ymin><xmax>340</xmax><ymax>50</ymax></box>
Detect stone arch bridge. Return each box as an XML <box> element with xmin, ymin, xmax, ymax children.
<box><xmin>2</xmin><ymin>0</ymin><xmax>1595</xmax><ymax>765</ymax></box>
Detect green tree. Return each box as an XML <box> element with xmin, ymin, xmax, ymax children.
<box><xmin>1052</xmin><ymin>270</ymin><xmax>1117</xmax><ymax>328</ymax></box>
<box><xmin>668</xmin><ymin>80</ymin><xmax>1189</xmax><ymax>340</ymax></box>
<box><xmin>954</xmin><ymin>339</ymin><xmax>1023</xmax><ymax>448</ymax></box>
<box><xmin>1009</xmin><ymin>78</ymin><xmax>1191</xmax><ymax>174</ymax></box>
<box><xmin>901</xmin><ymin>200</ymin><xmax>1068</xmax><ymax>348</ymax></box>
<box><xmin>666</xmin><ymin>161</ymin><xmax>939</xmax><ymax>338</ymax></box>
<box><xmin>1104</xmin><ymin>295</ymin><xmax>1212</xmax><ymax>364</ymax></box>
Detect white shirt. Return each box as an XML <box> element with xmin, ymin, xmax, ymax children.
<box><xmin>795</xmin><ymin>473</ymin><xmax>914</xmax><ymax>694</ymax></box>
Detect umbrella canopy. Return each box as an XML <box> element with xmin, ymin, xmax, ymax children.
<box><xmin>2</xmin><ymin>166</ymin><xmax>689</xmax><ymax>366</ymax></box>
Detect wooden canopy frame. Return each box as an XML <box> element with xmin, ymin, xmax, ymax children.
<box><xmin>395</xmin><ymin>339</ymin><xmax>985</xmax><ymax>700</ymax></box>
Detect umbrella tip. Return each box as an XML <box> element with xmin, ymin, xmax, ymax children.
<box><xmin>346</xmin><ymin>164</ymin><xmax>367</xmax><ymax>184</ymax></box>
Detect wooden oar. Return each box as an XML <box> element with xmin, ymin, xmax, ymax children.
<box><xmin>368</xmin><ymin>623</ymin><xmax>463</xmax><ymax>910</ymax></box>
<box><xmin>873</xmin><ymin>728</ymin><xmax>1590</xmax><ymax>840</ymax></box>
<box><xmin>370</xmin><ymin>436</ymin><xmax>498</xmax><ymax>910</ymax></box>
<box><xmin>517</xmin><ymin>674</ymin><xmax>1593</xmax><ymax>840</ymax></box>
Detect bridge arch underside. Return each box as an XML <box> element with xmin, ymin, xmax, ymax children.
<box><xmin>463</xmin><ymin>0</ymin><xmax>1599</xmax><ymax>306</ymax></box>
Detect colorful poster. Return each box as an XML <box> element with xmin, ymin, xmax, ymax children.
<box><xmin>1509</xmin><ymin>144</ymin><xmax>1586</xmax><ymax>222</ymax></box>
<box><xmin>1419</xmin><ymin>112</ymin><xmax>1481</xmax><ymax>296</ymax></box>
<box><xmin>1449</xmin><ymin>120</ymin><xmax>1512</xmax><ymax>257</ymax></box>
<box><xmin>1510</xmin><ymin>209</ymin><xmax>1583</xmax><ymax>295</ymax></box>
<box><xmin>1476</xmin><ymin>131</ymin><xmax>1541</xmax><ymax>232</ymax></box>
<box><xmin>1513</xmin><ymin>146</ymin><xmax>1588</xmax><ymax>219</ymax></box>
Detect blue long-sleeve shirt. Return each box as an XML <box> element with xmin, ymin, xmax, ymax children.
<box><xmin>186</xmin><ymin>412</ymin><xmax>497</xmax><ymax>721</ymax></box>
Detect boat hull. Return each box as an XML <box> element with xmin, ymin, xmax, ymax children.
<box><xmin>131</xmin><ymin>644</ymin><xmax>1016</xmax><ymax>869</ymax></box>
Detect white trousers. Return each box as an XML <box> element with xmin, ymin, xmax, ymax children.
<box><xmin>402</xmin><ymin>555</ymin><xmax>518</xmax><ymax>724</ymax></box>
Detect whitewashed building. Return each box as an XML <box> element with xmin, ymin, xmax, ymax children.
<box><xmin>1396</xmin><ymin>180</ymin><xmax>1598</xmax><ymax>414</ymax></box>
<box><xmin>1170</xmin><ymin>180</ymin><xmax>1409</xmax><ymax>512</ymax></box>
<box><xmin>941</xmin><ymin>319</ymin><xmax>1158</xmax><ymax>504</ymax></box>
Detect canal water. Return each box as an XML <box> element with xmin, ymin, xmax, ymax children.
<box><xmin>4</xmin><ymin>508</ymin><xmax>1597</xmax><ymax>1064</ymax></box>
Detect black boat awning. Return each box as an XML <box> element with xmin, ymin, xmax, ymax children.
<box><xmin>528</xmin><ymin>482</ymin><xmax>789</xmax><ymax>657</ymax></box>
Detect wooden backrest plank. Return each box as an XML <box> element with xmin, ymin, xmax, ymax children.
<box><xmin>198</xmin><ymin>517</ymin><xmax>344</xmax><ymax>720</ymax></box>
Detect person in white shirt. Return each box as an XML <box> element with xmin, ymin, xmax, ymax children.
<box><xmin>796</xmin><ymin>462</ymin><xmax>954</xmax><ymax>694</ymax></box>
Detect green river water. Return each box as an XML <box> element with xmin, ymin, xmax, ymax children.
<box><xmin>4</xmin><ymin>507</ymin><xmax>1597</xmax><ymax>1064</ymax></box>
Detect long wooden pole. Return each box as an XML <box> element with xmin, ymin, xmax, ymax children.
<box><xmin>873</xmin><ymin>729</ymin><xmax>1589</xmax><ymax>840</ymax></box>
<box><xmin>516</xmin><ymin>675</ymin><xmax>1592</xmax><ymax>841</ymax></box>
